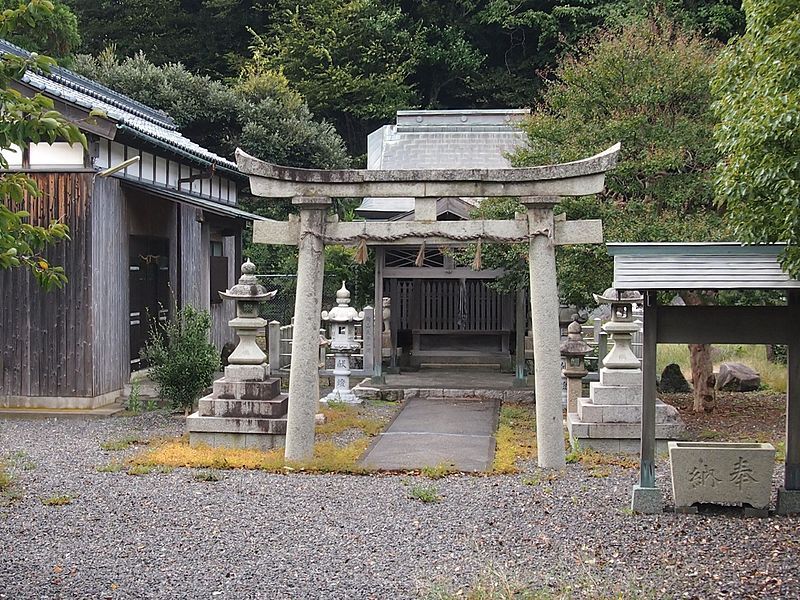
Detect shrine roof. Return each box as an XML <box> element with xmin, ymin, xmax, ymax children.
<box><xmin>608</xmin><ymin>243</ymin><xmax>800</xmax><ymax>290</ymax></box>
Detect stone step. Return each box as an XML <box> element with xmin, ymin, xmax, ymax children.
<box><xmin>198</xmin><ymin>394</ymin><xmax>288</xmax><ymax>418</ymax></box>
<box><xmin>0</xmin><ymin>403</ymin><xmax>126</xmax><ymax>420</ymax></box>
<box><xmin>567</xmin><ymin>412</ymin><xmax>685</xmax><ymax>440</ymax></box>
<box><xmin>186</xmin><ymin>412</ymin><xmax>287</xmax><ymax>436</ymax></box>
<box><xmin>212</xmin><ymin>377</ymin><xmax>281</xmax><ymax>401</ymax></box>
<box><xmin>599</xmin><ymin>368</ymin><xmax>642</xmax><ymax>388</ymax></box>
<box><xmin>589</xmin><ymin>384</ymin><xmax>642</xmax><ymax>405</ymax></box>
<box><xmin>576</xmin><ymin>397</ymin><xmax>680</xmax><ymax>424</ymax></box>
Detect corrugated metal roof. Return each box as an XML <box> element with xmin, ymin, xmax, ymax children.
<box><xmin>0</xmin><ymin>38</ymin><xmax>238</xmax><ymax>173</ymax></box>
<box><xmin>609</xmin><ymin>243</ymin><xmax>800</xmax><ymax>290</ymax></box>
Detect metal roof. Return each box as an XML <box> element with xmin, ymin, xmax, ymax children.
<box><xmin>0</xmin><ymin>38</ymin><xmax>238</xmax><ymax>174</ymax></box>
<box><xmin>609</xmin><ymin>243</ymin><xmax>800</xmax><ymax>290</ymax></box>
<box><xmin>357</xmin><ymin>109</ymin><xmax>529</xmax><ymax>217</ymax></box>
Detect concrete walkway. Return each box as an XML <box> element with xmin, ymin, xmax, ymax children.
<box><xmin>360</xmin><ymin>396</ymin><xmax>500</xmax><ymax>472</ymax></box>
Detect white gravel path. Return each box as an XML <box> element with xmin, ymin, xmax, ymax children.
<box><xmin>1</xmin><ymin>414</ymin><xmax>798</xmax><ymax>599</ymax></box>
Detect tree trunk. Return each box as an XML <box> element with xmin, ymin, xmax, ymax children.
<box><xmin>681</xmin><ymin>292</ymin><xmax>716</xmax><ymax>413</ymax></box>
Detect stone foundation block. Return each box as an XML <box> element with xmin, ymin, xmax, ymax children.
<box><xmin>503</xmin><ymin>389</ymin><xmax>535</xmax><ymax>403</ymax></box>
<box><xmin>631</xmin><ymin>485</ymin><xmax>663</xmax><ymax>514</ymax></box>
<box><xmin>189</xmin><ymin>431</ymin><xmax>286</xmax><ymax>451</ymax></box>
<box><xmin>198</xmin><ymin>395</ymin><xmax>288</xmax><ymax>418</ymax></box>
<box><xmin>669</xmin><ymin>441</ymin><xmax>775</xmax><ymax>510</ymax></box>
<box><xmin>777</xmin><ymin>488</ymin><xmax>800</xmax><ymax>515</ymax></box>
<box><xmin>224</xmin><ymin>364</ymin><xmax>267</xmax><ymax>382</ymax></box>
<box><xmin>576</xmin><ymin>398</ymin><xmax>681</xmax><ymax>424</ymax></box>
<box><xmin>567</xmin><ymin>412</ymin><xmax>685</xmax><ymax>440</ymax></box>
<box><xmin>590</xmin><ymin>384</ymin><xmax>642</xmax><ymax>405</ymax></box>
<box><xmin>186</xmin><ymin>412</ymin><xmax>287</xmax><ymax>435</ymax></box>
<box><xmin>212</xmin><ymin>378</ymin><xmax>281</xmax><ymax>401</ymax></box>
<box><xmin>600</xmin><ymin>368</ymin><xmax>643</xmax><ymax>388</ymax></box>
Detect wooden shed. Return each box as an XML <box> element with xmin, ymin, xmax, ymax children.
<box><xmin>0</xmin><ymin>39</ymin><xmax>262</xmax><ymax>409</ymax></box>
<box><xmin>610</xmin><ymin>243</ymin><xmax>800</xmax><ymax>515</ymax></box>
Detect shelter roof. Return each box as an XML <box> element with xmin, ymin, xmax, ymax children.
<box><xmin>608</xmin><ymin>243</ymin><xmax>800</xmax><ymax>290</ymax></box>
<box><xmin>0</xmin><ymin>38</ymin><xmax>239</xmax><ymax>175</ymax></box>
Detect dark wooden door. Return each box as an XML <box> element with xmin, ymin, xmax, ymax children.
<box><xmin>129</xmin><ymin>236</ymin><xmax>170</xmax><ymax>372</ymax></box>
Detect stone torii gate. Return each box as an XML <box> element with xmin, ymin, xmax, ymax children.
<box><xmin>236</xmin><ymin>143</ymin><xmax>620</xmax><ymax>468</ymax></box>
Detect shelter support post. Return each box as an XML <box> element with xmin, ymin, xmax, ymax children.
<box><xmin>631</xmin><ymin>290</ymin><xmax>663</xmax><ymax>513</ymax></box>
<box><xmin>514</xmin><ymin>286</ymin><xmax>527</xmax><ymax>387</ymax></box>
<box><xmin>524</xmin><ymin>201</ymin><xmax>566</xmax><ymax>470</ymax></box>
<box><xmin>285</xmin><ymin>196</ymin><xmax>330</xmax><ymax>461</ymax></box>
<box><xmin>778</xmin><ymin>291</ymin><xmax>800</xmax><ymax>514</ymax></box>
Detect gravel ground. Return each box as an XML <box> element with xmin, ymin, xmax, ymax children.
<box><xmin>1</xmin><ymin>413</ymin><xmax>799</xmax><ymax>600</ymax></box>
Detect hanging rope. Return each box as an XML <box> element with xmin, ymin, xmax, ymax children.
<box><xmin>414</xmin><ymin>240</ymin><xmax>427</xmax><ymax>267</ymax></box>
<box><xmin>471</xmin><ymin>238</ymin><xmax>483</xmax><ymax>271</ymax></box>
<box><xmin>354</xmin><ymin>237</ymin><xmax>368</xmax><ymax>264</ymax></box>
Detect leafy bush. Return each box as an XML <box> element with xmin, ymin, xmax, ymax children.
<box><xmin>142</xmin><ymin>305</ymin><xmax>219</xmax><ymax>414</ymax></box>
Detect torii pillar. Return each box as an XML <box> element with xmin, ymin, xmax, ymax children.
<box><xmin>236</xmin><ymin>144</ymin><xmax>621</xmax><ymax>466</ymax></box>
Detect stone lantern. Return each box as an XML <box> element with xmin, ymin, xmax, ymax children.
<box><xmin>592</xmin><ymin>288</ymin><xmax>643</xmax><ymax>370</ymax></box>
<box><xmin>187</xmin><ymin>259</ymin><xmax>289</xmax><ymax>451</ymax></box>
<box><xmin>321</xmin><ymin>282</ymin><xmax>364</xmax><ymax>404</ymax></box>
<box><xmin>219</xmin><ymin>259</ymin><xmax>277</xmax><ymax>372</ymax></box>
<box><xmin>560</xmin><ymin>316</ymin><xmax>591</xmax><ymax>413</ymax></box>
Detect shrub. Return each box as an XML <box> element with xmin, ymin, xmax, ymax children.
<box><xmin>142</xmin><ymin>305</ymin><xmax>219</xmax><ymax>415</ymax></box>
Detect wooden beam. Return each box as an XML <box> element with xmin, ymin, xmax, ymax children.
<box><xmin>383</xmin><ymin>267</ymin><xmax>505</xmax><ymax>279</ymax></box>
<box><xmin>656</xmin><ymin>306</ymin><xmax>794</xmax><ymax>344</ymax></box>
<box><xmin>253</xmin><ymin>218</ymin><xmax>604</xmax><ymax>247</ymax></box>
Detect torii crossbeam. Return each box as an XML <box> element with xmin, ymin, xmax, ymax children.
<box><xmin>236</xmin><ymin>143</ymin><xmax>621</xmax><ymax>468</ymax></box>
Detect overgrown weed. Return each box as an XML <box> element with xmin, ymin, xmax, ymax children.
<box><xmin>100</xmin><ymin>435</ymin><xmax>145</xmax><ymax>451</ymax></box>
<box><xmin>493</xmin><ymin>403</ymin><xmax>537</xmax><ymax>474</ymax></box>
<box><xmin>408</xmin><ymin>484</ymin><xmax>440</xmax><ymax>503</ymax></box>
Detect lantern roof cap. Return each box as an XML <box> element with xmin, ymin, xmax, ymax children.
<box><xmin>322</xmin><ymin>282</ymin><xmax>364</xmax><ymax>323</ymax></box>
<box><xmin>219</xmin><ymin>259</ymin><xmax>277</xmax><ymax>302</ymax></box>
<box><xmin>593</xmin><ymin>287</ymin><xmax>643</xmax><ymax>304</ymax></box>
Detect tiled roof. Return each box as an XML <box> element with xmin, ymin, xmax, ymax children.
<box><xmin>0</xmin><ymin>39</ymin><xmax>238</xmax><ymax>172</ymax></box>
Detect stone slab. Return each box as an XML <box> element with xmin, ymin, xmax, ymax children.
<box><xmin>567</xmin><ymin>412</ymin><xmax>684</xmax><ymax>440</ymax></box>
<box><xmin>361</xmin><ymin>433</ymin><xmax>495</xmax><ymax>472</ymax></box>
<box><xmin>186</xmin><ymin>412</ymin><xmax>287</xmax><ymax>435</ymax></box>
<box><xmin>224</xmin><ymin>364</ymin><xmax>267</xmax><ymax>382</ymax></box>
<box><xmin>197</xmin><ymin>395</ymin><xmax>288</xmax><ymax>418</ymax></box>
<box><xmin>569</xmin><ymin>437</ymin><xmax>671</xmax><ymax>454</ymax></box>
<box><xmin>589</xmin><ymin>384</ymin><xmax>642</xmax><ymax>406</ymax></box>
<box><xmin>212</xmin><ymin>378</ymin><xmax>281</xmax><ymax>401</ymax></box>
<box><xmin>189</xmin><ymin>431</ymin><xmax>285</xmax><ymax>451</ymax></box>
<box><xmin>600</xmin><ymin>368</ymin><xmax>643</xmax><ymax>387</ymax></box>
<box><xmin>631</xmin><ymin>485</ymin><xmax>663</xmax><ymax>514</ymax></box>
<box><xmin>360</xmin><ymin>397</ymin><xmax>500</xmax><ymax>471</ymax></box>
<box><xmin>576</xmin><ymin>398</ymin><xmax>680</xmax><ymax>424</ymax></box>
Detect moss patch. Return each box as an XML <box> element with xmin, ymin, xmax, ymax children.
<box><xmin>492</xmin><ymin>404</ymin><xmax>538</xmax><ymax>474</ymax></box>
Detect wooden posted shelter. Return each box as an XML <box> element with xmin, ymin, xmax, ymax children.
<box><xmin>0</xmin><ymin>39</ymin><xmax>261</xmax><ymax>409</ymax></box>
<box><xmin>356</xmin><ymin>109</ymin><xmax>530</xmax><ymax>371</ymax></box>
<box><xmin>237</xmin><ymin>143</ymin><xmax>620</xmax><ymax>467</ymax></box>
<box><xmin>609</xmin><ymin>243</ymin><xmax>800</xmax><ymax>515</ymax></box>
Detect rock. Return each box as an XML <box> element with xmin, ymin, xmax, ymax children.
<box><xmin>659</xmin><ymin>363</ymin><xmax>691</xmax><ymax>393</ymax></box>
<box><xmin>715</xmin><ymin>362</ymin><xmax>760</xmax><ymax>392</ymax></box>
<box><xmin>314</xmin><ymin>413</ymin><xmax>326</xmax><ymax>425</ymax></box>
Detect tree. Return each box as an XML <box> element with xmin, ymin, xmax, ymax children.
<box><xmin>71</xmin><ymin>49</ymin><xmax>349</xmax><ymax>169</ymax></box>
<box><xmin>712</xmin><ymin>0</ymin><xmax>800</xmax><ymax>276</ymax></box>
<box><xmin>481</xmin><ymin>16</ymin><xmax>727</xmax><ymax>412</ymax></box>
<box><xmin>1</xmin><ymin>0</ymin><xmax>87</xmax><ymax>290</ymax></box>
<box><xmin>142</xmin><ymin>305</ymin><xmax>219</xmax><ymax>415</ymax></box>
<box><xmin>0</xmin><ymin>0</ymin><xmax>80</xmax><ymax>58</ymax></box>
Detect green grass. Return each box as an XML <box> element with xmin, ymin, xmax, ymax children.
<box><xmin>96</xmin><ymin>461</ymin><xmax>125</xmax><ymax>473</ymax></box>
<box><xmin>41</xmin><ymin>494</ymin><xmax>73</xmax><ymax>506</ymax></box>
<box><xmin>421</xmin><ymin>462</ymin><xmax>456</xmax><ymax>479</ymax></box>
<box><xmin>193</xmin><ymin>469</ymin><xmax>223</xmax><ymax>482</ymax></box>
<box><xmin>408</xmin><ymin>484</ymin><xmax>441</xmax><ymax>503</ymax></box>
<box><xmin>656</xmin><ymin>343</ymin><xmax>787</xmax><ymax>392</ymax></box>
<box><xmin>0</xmin><ymin>462</ymin><xmax>12</xmax><ymax>493</ymax></box>
<box><xmin>100</xmin><ymin>435</ymin><xmax>144</xmax><ymax>451</ymax></box>
<box><xmin>127</xmin><ymin>464</ymin><xmax>173</xmax><ymax>476</ymax></box>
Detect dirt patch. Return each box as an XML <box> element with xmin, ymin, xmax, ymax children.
<box><xmin>663</xmin><ymin>391</ymin><xmax>785</xmax><ymax>448</ymax></box>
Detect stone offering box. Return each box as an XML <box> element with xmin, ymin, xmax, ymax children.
<box><xmin>669</xmin><ymin>441</ymin><xmax>776</xmax><ymax>510</ymax></box>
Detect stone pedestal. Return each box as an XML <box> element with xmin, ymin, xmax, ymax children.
<box><xmin>187</xmin><ymin>364</ymin><xmax>288</xmax><ymax>450</ymax></box>
<box><xmin>321</xmin><ymin>353</ymin><xmax>362</xmax><ymax>404</ymax></box>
